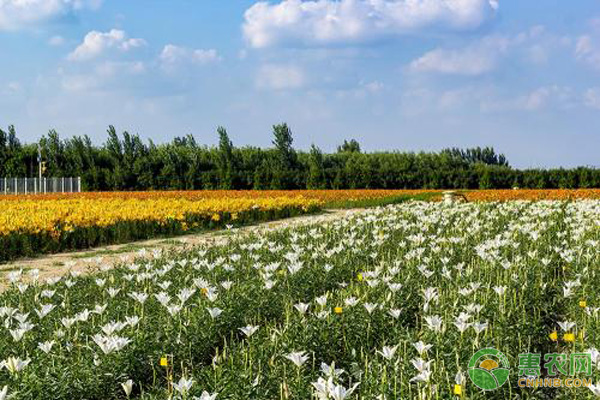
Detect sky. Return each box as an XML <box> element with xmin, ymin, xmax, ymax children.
<box><xmin>1</xmin><ymin>0</ymin><xmax>599</xmax><ymax>168</ymax></box>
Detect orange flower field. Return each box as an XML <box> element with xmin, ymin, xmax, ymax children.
<box><xmin>463</xmin><ymin>189</ymin><xmax>600</xmax><ymax>202</ymax></box>
<box><xmin>0</xmin><ymin>189</ymin><xmax>439</xmax><ymax>203</ymax></box>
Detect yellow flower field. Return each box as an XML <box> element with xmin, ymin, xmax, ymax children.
<box><xmin>0</xmin><ymin>196</ymin><xmax>320</xmax><ymax>237</ymax></box>
<box><xmin>0</xmin><ymin>194</ymin><xmax>322</xmax><ymax>261</ymax></box>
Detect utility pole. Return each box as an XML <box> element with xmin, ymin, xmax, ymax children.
<box><xmin>37</xmin><ymin>144</ymin><xmax>42</xmax><ymax>184</ymax></box>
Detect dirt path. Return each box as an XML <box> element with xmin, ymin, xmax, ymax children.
<box><xmin>0</xmin><ymin>209</ymin><xmax>364</xmax><ymax>288</ymax></box>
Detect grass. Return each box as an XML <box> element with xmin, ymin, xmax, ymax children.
<box><xmin>321</xmin><ymin>191</ymin><xmax>441</xmax><ymax>208</ymax></box>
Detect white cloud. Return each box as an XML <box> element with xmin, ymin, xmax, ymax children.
<box><xmin>480</xmin><ymin>85</ymin><xmax>575</xmax><ymax>112</ymax></box>
<box><xmin>0</xmin><ymin>0</ymin><xmax>101</xmax><ymax>30</ymax></box>
<box><xmin>256</xmin><ymin>64</ymin><xmax>306</xmax><ymax>90</ymax></box>
<box><xmin>409</xmin><ymin>26</ymin><xmax>557</xmax><ymax>75</ymax></box>
<box><xmin>159</xmin><ymin>44</ymin><xmax>221</xmax><ymax>66</ymax></box>
<box><xmin>575</xmin><ymin>35</ymin><xmax>600</xmax><ymax>70</ymax></box>
<box><xmin>243</xmin><ymin>0</ymin><xmax>498</xmax><ymax>48</ymax></box>
<box><xmin>410</xmin><ymin>40</ymin><xmax>506</xmax><ymax>75</ymax></box>
<box><xmin>584</xmin><ymin>88</ymin><xmax>600</xmax><ymax>109</ymax></box>
<box><xmin>520</xmin><ymin>86</ymin><xmax>573</xmax><ymax>110</ymax></box>
<box><xmin>60</xmin><ymin>61</ymin><xmax>146</xmax><ymax>92</ymax></box>
<box><xmin>94</xmin><ymin>61</ymin><xmax>146</xmax><ymax>78</ymax></box>
<box><xmin>362</xmin><ymin>80</ymin><xmax>384</xmax><ymax>93</ymax></box>
<box><xmin>68</xmin><ymin>29</ymin><xmax>146</xmax><ymax>61</ymax></box>
<box><xmin>5</xmin><ymin>81</ymin><xmax>20</xmax><ymax>93</ymax></box>
<box><xmin>402</xmin><ymin>83</ymin><xmax>578</xmax><ymax>115</ymax></box>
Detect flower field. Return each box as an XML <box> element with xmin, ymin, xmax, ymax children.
<box><xmin>0</xmin><ymin>195</ymin><xmax>321</xmax><ymax>262</ymax></box>
<box><xmin>1</xmin><ymin>200</ymin><xmax>600</xmax><ymax>399</ymax></box>
<box><xmin>0</xmin><ymin>189</ymin><xmax>438</xmax><ymax>206</ymax></box>
<box><xmin>0</xmin><ymin>190</ymin><xmax>439</xmax><ymax>262</ymax></box>
<box><xmin>464</xmin><ymin>189</ymin><xmax>600</xmax><ymax>202</ymax></box>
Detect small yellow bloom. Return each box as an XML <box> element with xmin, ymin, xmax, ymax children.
<box><xmin>563</xmin><ymin>333</ymin><xmax>575</xmax><ymax>342</ymax></box>
<box><xmin>160</xmin><ymin>357</ymin><xmax>168</xmax><ymax>367</ymax></box>
<box><xmin>579</xmin><ymin>300</ymin><xmax>587</xmax><ymax>308</ymax></box>
<box><xmin>334</xmin><ymin>307</ymin><xmax>343</xmax><ymax>314</ymax></box>
<box><xmin>211</xmin><ymin>213</ymin><xmax>221</xmax><ymax>221</ymax></box>
<box><xmin>453</xmin><ymin>384</ymin><xmax>463</xmax><ymax>396</ymax></box>
<box><xmin>357</xmin><ymin>273</ymin><xmax>363</xmax><ymax>282</ymax></box>
<box><xmin>201</xmin><ymin>288</ymin><xmax>208</xmax><ymax>296</ymax></box>
<box><xmin>549</xmin><ymin>331</ymin><xmax>558</xmax><ymax>341</ymax></box>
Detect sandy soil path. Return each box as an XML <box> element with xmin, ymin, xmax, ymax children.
<box><xmin>0</xmin><ymin>209</ymin><xmax>363</xmax><ymax>288</ymax></box>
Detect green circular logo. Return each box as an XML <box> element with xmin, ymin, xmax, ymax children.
<box><xmin>468</xmin><ymin>348</ymin><xmax>510</xmax><ymax>390</ymax></box>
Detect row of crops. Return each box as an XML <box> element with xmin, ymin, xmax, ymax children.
<box><xmin>0</xmin><ymin>200</ymin><xmax>599</xmax><ymax>399</ymax></box>
<box><xmin>0</xmin><ymin>190</ymin><xmax>440</xmax><ymax>261</ymax></box>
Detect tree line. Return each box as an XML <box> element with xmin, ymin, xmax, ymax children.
<box><xmin>1</xmin><ymin>123</ymin><xmax>599</xmax><ymax>190</ymax></box>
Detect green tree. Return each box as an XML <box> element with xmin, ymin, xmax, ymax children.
<box><xmin>337</xmin><ymin>139</ymin><xmax>361</xmax><ymax>153</ymax></box>
<box><xmin>271</xmin><ymin>123</ymin><xmax>297</xmax><ymax>188</ymax></box>
<box><xmin>216</xmin><ymin>127</ymin><xmax>234</xmax><ymax>189</ymax></box>
<box><xmin>307</xmin><ymin>144</ymin><xmax>325</xmax><ymax>189</ymax></box>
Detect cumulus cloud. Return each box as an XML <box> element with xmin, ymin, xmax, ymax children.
<box><xmin>0</xmin><ymin>0</ymin><xmax>101</xmax><ymax>30</ymax></box>
<box><xmin>243</xmin><ymin>0</ymin><xmax>499</xmax><ymax>48</ymax></box>
<box><xmin>68</xmin><ymin>29</ymin><xmax>146</xmax><ymax>61</ymax></box>
<box><xmin>159</xmin><ymin>44</ymin><xmax>221</xmax><ymax>66</ymax></box>
<box><xmin>256</xmin><ymin>64</ymin><xmax>306</xmax><ymax>90</ymax></box>
<box><xmin>410</xmin><ymin>39</ymin><xmax>507</xmax><ymax>75</ymax></box>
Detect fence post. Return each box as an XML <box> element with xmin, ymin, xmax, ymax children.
<box><xmin>14</xmin><ymin>178</ymin><xmax>17</xmax><ymax>195</ymax></box>
<box><xmin>34</xmin><ymin>178</ymin><xmax>37</xmax><ymax>194</ymax></box>
<box><xmin>78</xmin><ymin>177</ymin><xmax>81</xmax><ymax>193</ymax></box>
<box><xmin>4</xmin><ymin>178</ymin><xmax>6</xmax><ymax>195</ymax></box>
<box><xmin>62</xmin><ymin>177</ymin><xmax>65</xmax><ymax>193</ymax></box>
<box><xmin>24</xmin><ymin>178</ymin><xmax>28</xmax><ymax>195</ymax></box>
<box><xmin>44</xmin><ymin>177</ymin><xmax>47</xmax><ymax>194</ymax></box>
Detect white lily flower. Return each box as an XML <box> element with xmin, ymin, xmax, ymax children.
<box><xmin>1</xmin><ymin>356</ymin><xmax>30</xmax><ymax>374</ymax></box>
<box><xmin>378</xmin><ymin>345</ymin><xmax>399</xmax><ymax>360</ymax></box>
<box><xmin>239</xmin><ymin>325</ymin><xmax>259</xmax><ymax>337</ymax></box>
<box><xmin>121</xmin><ymin>379</ymin><xmax>133</xmax><ymax>397</ymax></box>
<box><xmin>173</xmin><ymin>376</ymin><xmax>194</xmax><ymax>396</ymax></box>
<box><xmin>285</xmin><ymin>351</ymin><xmax>309</xmax><ymax>367</ymax></box>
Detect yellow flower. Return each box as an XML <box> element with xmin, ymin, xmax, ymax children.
<box><xmin>563</xmin><ymin>333</ymin><xmax>575</xmax><ymax>342</ymax></box>
<box><xmin>453</xmin><ymin>384</ymin><xmax>463</xmax><ymax>396</ymax></box>
<box><xmin>579</xmin><ymin>300</ymin><xmax>587</xmax><ymax>308</ymax></box>
<box><xmin>211</xmin><ymin>213</ymin><xmax>221</xmax><ymax>221</ymax></box>
<box><xmin>549</xmin><ymin>331</ymin><xmax>558</xmax><ymax>341</ymax></box>
<box><xmin>160</xmin><ymin>357</ymin><xmax>168</xmax><ymax>367</ymax></box>
<box><xmin>334</xmin><ymin>307</ymin><xmax>343</xmax><ymax>314</ymax></box>
<box><xmin>357</xmin><ymin>273</ymin><xmax>363</xmax><ymax>282</ymax></box>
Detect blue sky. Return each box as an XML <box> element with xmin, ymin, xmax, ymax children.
<box><xmin>1</xmin><ymin>0</ymin><xmax>599</xmax><ymax>168</ymax></box>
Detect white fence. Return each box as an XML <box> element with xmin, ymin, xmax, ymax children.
<box><xmin>0</xmin><ymin>177</ymin><xmax>81</xmax><ymax>195</ymax></box>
